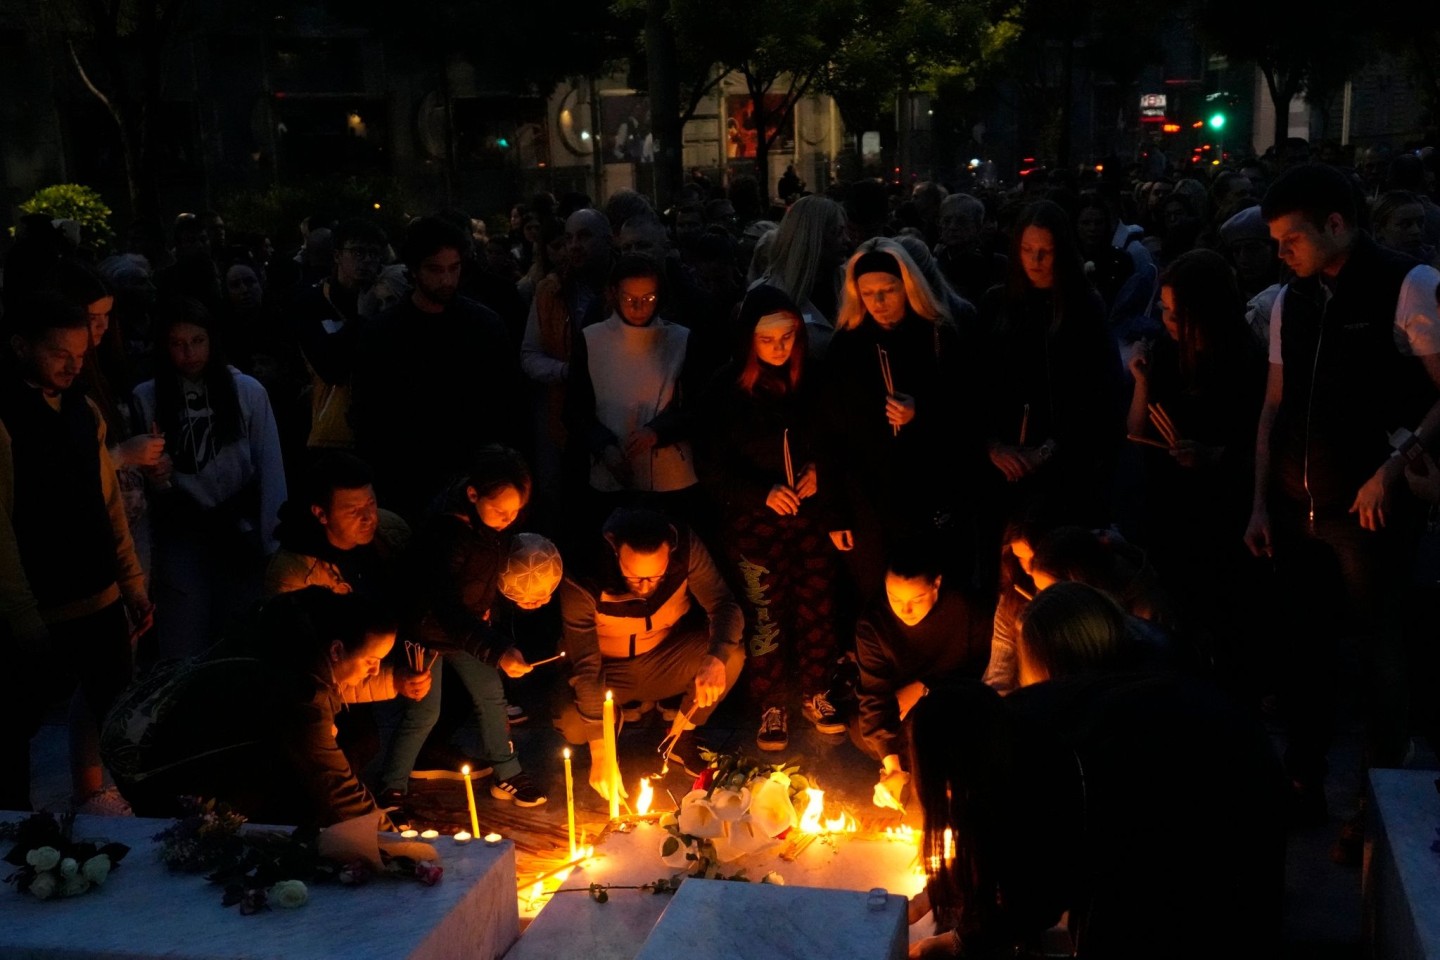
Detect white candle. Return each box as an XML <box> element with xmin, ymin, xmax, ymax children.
<box><xmin>602</xmin><ymin>691</ymin><xmax>620</xmax><ymax>821</ymax></box>
<box><xmin>400</xmin><ymin>829</ymin><xmax>419</xmax><ymax>839</ymax></box>
<box><xmin>461</xmin><ymin>764</ymin><xmax>481</xmax><ymax>838</ymax></box>
<box><xmin>563</xmin><ymin>748</ymin><xmax>578</xmax><ymax>857</ymax></box>
<box><xmin>484</xmin><ymin>832</ymin><xmax>502</xmax><ymax>847</ymax></box>
<box><xmin>453</xmin><ymin>831</ymin><xmax>472</xmax><ymax>844</ymax></box>
<box><xmin>420</xmin><ymin>829</ymin><xmax>440</xmax><ymax>840</ymax></box>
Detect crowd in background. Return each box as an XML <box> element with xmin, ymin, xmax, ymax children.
<box><xmin>3</xmin><ymin>137</ymin><xmax>1440</xmax><ymax>958</ymax></box>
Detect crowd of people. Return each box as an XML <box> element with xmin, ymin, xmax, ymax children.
<box><xmin>3</xmin><ymin>142</ymin><xmax>1440</xmax><ymax>957</ymax></box>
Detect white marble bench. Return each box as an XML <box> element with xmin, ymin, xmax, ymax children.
<box><xmin>0</xmin><ymin>813</ymin><xmax>518</xmax><ymax>960</ymax></box>
<box><xmin>1366</xmin><ymin>769</ymin><xmax>1440</xmax><ymax>960</ymax></box>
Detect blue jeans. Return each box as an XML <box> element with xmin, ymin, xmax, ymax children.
<box><xmin>380</xmin><ymin>651</ymin><xmax>520</xmax><ymax>792</ymax></box>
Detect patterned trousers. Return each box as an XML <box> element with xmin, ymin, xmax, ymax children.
<box><xmin>722</xmin><ymin>506</ymin><xmax>839</xmax><ymax>708</ymax></box>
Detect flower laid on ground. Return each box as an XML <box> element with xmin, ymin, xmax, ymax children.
<box><xmin>658</xmin><ymin>751</ymin><xmax>817</xmax><ymax>878</ymax></box>
<box><xmin>152</xmin><ymin>797</ymin><xmax>441</xmax><ymax>914</ymax></box>
<box><xmin>153</xmin><ymin>796</ymin><xmax>249</xmax><ymax>873</ymax></box>
<box><xmin>269</xmin><ymin>879</ymin><xmax>309</xmax><ymax>908</ymax></box>
<box><xmin>1</xmin><ymin>812</ymin><xmax>130</xmax><ymax>901</ymax></box>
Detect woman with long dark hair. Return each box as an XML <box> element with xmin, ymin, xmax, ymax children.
<box><xmin>1127</xmin><ymin>248</ymin><xmax>1266</xmax><ymax>679</ymax></box>
<box><xmin>133</xmin><ymin>297</ymin><xmax>287</xmax><ymax>659</ymax></box>
<box><xmin>377</xmin><ymin>445</ymin><xmax>549</xmax><ymax>811</ymax></box>
<box><xmin>905</xmin><ymin>678</ymin><xmax>1285</xmax><ymax>957</ymax></box>
<box><xmin>696</xmin><ymin>284</ymin><xmax>842</xmax><ymax>752</ymax></box>
<box><xmin>978</xmin><ymin>200</ymin><xmax>1123</xmax><ymax>582</ymax></box>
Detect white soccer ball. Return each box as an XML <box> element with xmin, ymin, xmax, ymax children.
<box><xmin>499</xmin><ymin>533</ymin><xmax>563</xmax><ymax>609</ymax></box>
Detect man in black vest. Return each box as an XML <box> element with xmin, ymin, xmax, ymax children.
<box><xmin>1246</xmin><ymin>164</ymin><xmax>1440</xmax><ymax>856</ymax></box>
<box><xmin>0</xmin><ymin>293</ymin><xmax>152</xmax><ymax>812</ymax></box>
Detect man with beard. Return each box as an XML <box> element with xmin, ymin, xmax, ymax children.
<box><xmin>351</xmin><ymin>216</ymin><xmax>523</xmax><ymax>521</ymax></box>
<box><xmin>291</xmin><ymin>217</ymin><xmax>387</xmax><ymax>451</ymax></box>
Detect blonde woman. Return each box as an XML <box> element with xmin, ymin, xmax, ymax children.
<box><xmin>756</xmin><ymin>195</ymin><xmax>850</xmax><ymax>358</ymax></box>
<box><xmin>817</xmin><ymin>238</ymin><xmax>980</xmax><ymax>599</ymax></box>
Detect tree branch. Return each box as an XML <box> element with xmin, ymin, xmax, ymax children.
<box><xmin>68</xmin><ymin>39</ymin><xmax>116</xmax><ymax>117</ymax></box>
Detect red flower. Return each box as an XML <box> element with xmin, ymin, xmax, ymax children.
<box><xmin>692</xmin><ymin>768</ymin><xmax>715</xmax><ymax>791</ymax></box>
<box><xmin>414</xmin><ymin>861</ymin><xmax>443</xmax><ymax>886</ymax></box>
<box><xmin>775</xmin><ymin>827</ymin><xmax>791</xmax><ymax>840</ymax></box>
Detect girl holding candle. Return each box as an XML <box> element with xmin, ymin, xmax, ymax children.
<box><xmin>977</xmin><ymin>201</ymin><xmax>1124</xmax><ymax>588</ymax></box>
<box><xmin>696</xmin><ymin>284</ymin><xmax>842</xmax><ymax>752</ymax></box>
<box><xmin>132</xmin><ymin>297</ymin><xmax>288</xmax><ymax>661</ymax></box>
<box><xmin>376</xmin><ymin>445</ymin><xmax>549</xmax><ymax>810</ymax></box>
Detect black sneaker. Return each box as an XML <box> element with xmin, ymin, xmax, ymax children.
<box><xmin>490</xmin><ymin>772</ymin><xmax>547</xmax><ymax>808</ymax></box>
<box><xmin>756</xmin><ymin>706</ymin><xmax>789</xmax><ymax>752</ymax></box>
<box><xmin>802</xmin><ymin>692</ymin><xmax>846</xmax><ymax>735</ymax></box>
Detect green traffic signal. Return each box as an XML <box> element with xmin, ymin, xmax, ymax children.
<box><xmin>1208</xmin><ymin>112</ymin><xmax>1226</xmax><ymax>131</ymax></box>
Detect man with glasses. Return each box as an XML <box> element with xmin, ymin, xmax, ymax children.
<box><xmin>291</xmin><ymin>217</ymin><xmax>388</xmax><ymax>450</ymax></box>
<box><xmin>554</xmin><ymin>506</ymin><xmax>743</xmax><ymax>794</ymax></box>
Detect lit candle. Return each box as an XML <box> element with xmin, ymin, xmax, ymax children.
<box><xmin>400</xmin><ymin>829</ymin><xmax>419</xmax><ymax>839</ymax></box>
<box><xmin>461</xmin><ymin>764</ymin><xmax>481</xmax><ymax>839</ymax></box>
<box><xmin>484</xmin><ymin>832</ymin><xmax>502</xmax><ymax>847</ymax></box>
<box><xmin>602</xmin><ymin>691</ymin><xmax>619</xmax><ymax>821</ymax></box>
<box><xmin>420</xmin><ymin>829</ymin><xmax>440</xmax><ymax>839</ymax></box>
<box><xmin>453</xmin><ymin>831</ymin><xmax>472</xmax><ymax>844</ymax></box>
<box><xmin>563</xmin><ymin>748</ymin><xmax>578</xmax><ymax>857</ymax></box>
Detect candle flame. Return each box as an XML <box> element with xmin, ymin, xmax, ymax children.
<box><xmin>461</xmin><ymin>764</ymin><xmax>471</xmax><ymax>775</ymax></box>
<box><xmin>884</xmin><ymin>824</ymin><xmax>917</xmax><ymax>842</ymax></box>
<box><xmin>605</xmin><ymin>690</ymin><xmax>613</xmax><ymax>702</ymax></box>
<box><xmin>798</xmin><ymin>788</ymin><xmax>859</xmax><ymax>835</ymax></box>
<box><xmin>943</xmin><ymin>827</ymin><xmax>955</xmax><ymax>864</ymax></box>
<box><xmin>636</xmin><ymin>777</ymin><xmax>654</xmax><ymax>816</ymax></box>
<box><xmin>563</xmin><ymin>747</ymin><xmax>571</xmax><ymax>759</ymax></box>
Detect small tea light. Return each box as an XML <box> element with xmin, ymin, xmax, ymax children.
<box><xmin>400</xmin><ymin>829</ymin><xmax>419</xmax><ymax>839</ymax></box>
<box><xmin>452</xmin><ymin>831</ymin><xmax>473</xmax><ymax>844</ymax></box>
<box><xmin>484</xmin><ymin>832</ymin><xmax>502</xmax><ymax>847</ymax></box>
<box><xmin>420</xmin><ymin>829</ymin><xmax>440</xmax><ymax>840</ymax></box>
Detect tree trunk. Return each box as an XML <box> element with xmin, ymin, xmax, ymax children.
<box><xmin>645</xmin><ymin>0</ymin><xmax>682</xmax><ymax>210</ymax></box>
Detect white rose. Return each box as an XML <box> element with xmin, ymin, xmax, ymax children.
<box><xmin>81</xmin><ymin>855</ymin><xmax>112</xmax><ymax>886</ymax></box>
<box><xmin>26</xmin><ymin>846</ymin><xmax>61</xmax><ymax>872</ymax></box>
<box><xmin>60</xmin><ymin>876</ymin><xmax>92</xmax><ymax>898</ymax></box>
<box><xmin>59</xmin><ymin>858</ymin><xmax>79</xmax><ymax>879</ymax></box>
<box><xmin>712</xmin><ymin>817</ymin><xmax>775</xmax><ymax>862</ymax></box>
<box><xmin>659</xmin><ymin>834</ymin><xmax>694</xmax><ymax>869</ymax></box>
<box><xmin>676</xmin><ymin>791</ymin><xmax>724</xmax><ymax>839</ymax></box>
<box><xmin>269</xmin><ymin>879</ymin><xmax>309</xmax><ymax>909</ymax></box>
<box><xmin>28</xmin><ymin>872</ymin><xmax>58</xmax><ymax>900</ymax></box>
<box><xmin>746</xmin><ymin>777</ymin><xmax>797</xmax><ymax>838</ymax></box>
<box><xmin>711</xmin><ymin>787</ymin><xmax>750</xmax><ymax>822</ymax></box>
<box><xmin>762</xmin><ymin>871</ymin><xmax>786</xmax><ymax>885</ymax></box>
<box><xmin>768</xmin><ymin>770</ymin><xmax>791</xmax><ymax>789</ymax></box>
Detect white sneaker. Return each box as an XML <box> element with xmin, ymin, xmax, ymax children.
<box><xmin>74</xmin><ymin>787</ymin><xmax>133</xmax><ymax>817</ymax></box>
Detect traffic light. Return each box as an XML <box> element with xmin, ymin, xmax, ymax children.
<box><xmin>1208</xmin><ymin>111</ymin><xmax>1226</xmax><ymax>131</ymax></box>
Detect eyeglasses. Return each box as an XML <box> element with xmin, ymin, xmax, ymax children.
<box><xmin>620</xmin><ymin>294</ymin><xmax>658</xmax><ymax>309</ymax></box>
<box><xmin>624</xmin><ymin>573</ymin><xmax>666</xmax><ymax>585</ymax></box>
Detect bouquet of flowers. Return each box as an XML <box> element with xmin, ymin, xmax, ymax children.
<box><xmin>154</xmin><ymin>798</ymin><xmax>441</xmax><ymax>914</ymax></box>
<box><xmin>1</xmin><ymin>812</ymin><xmax>129</xmax><ymax>901</ymax></box>
<box><xmin>658</xmin><ymin>751</ymin><xmax>813</xmax><ymax>877</ymax></box>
